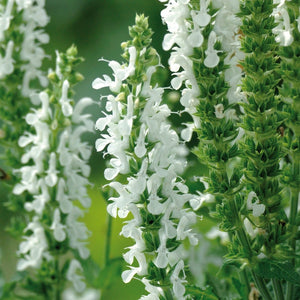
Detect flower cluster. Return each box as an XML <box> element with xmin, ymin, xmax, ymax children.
<box><xmin>160</xmin><ymin>0</ymin><xmax>200</xmax><ymax>139</ymax></box>
<box><xmin>0</xmin><ymin>0</ymin><xmax>50</xmax><ymax>243</ymax></box>
<box><xmin>160</xmin><ymin>0</ymin><xmax>244</xmax><ymax>235</ymax></box>
<box><xmin>93</xmin><ymin>15</ymin><xmax>200</xmax><ymax>299</ymax></box>
<box><xmin>0</xmin><ymin>0</ymin><xmax>49</xmax><ymax>96</ymax></box>
<box><xmin>159</xmin><ymin>0</ymin><xmax>299</xmax><ymax>299</ymax></box>
<box><xmin>275</xmin><ymin>1</ymin><xmax>300</xmax><ymax>298</ymax></box>
<box><xmin>13</xmin><ymin>46</ymin><xmax>93</xmax><ymax>296</ymax></box>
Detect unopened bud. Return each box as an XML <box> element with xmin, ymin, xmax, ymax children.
<box><xmin>121</xmin><ymin>42</ymin><xmax>128</xmax><ymax>49</ymax></box>
<box><xmin>75</xmin><ymin>72</ymin><xmax>84</xmax><ymax>82</ymax></box>
<box><xmin>134</xmin><ymin>97</ymin><xmax>140</xmax><ymax>109</ymax></box>
<box><xmin>63</xmin><ymin>118</ymin><xmax>71</xmax><ymax>127</ymax></box>
<box><xmin>51</xmin><ymin>119</ymin><xmax>58</xmax><ymax>130</ymax></box>
<box><xmin>49</xmin><ymin>95</ymin><xmax>55</xmax><ymax>103</ymax></box>
<box><xmin>116</xmin><ymin>92</ymin><xmax>125</xmax><ymax>102</ymax></box>
<box><xmin>48</xmin><ymin>72</ymin><xmax>59</xmax><ymax>82</ymax></box>
<box><xmin>66</xmin><ymin>45</ymin><xmax>78</xmax><ymax>57</ymax></box>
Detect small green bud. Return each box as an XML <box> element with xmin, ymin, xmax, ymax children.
<box><xmin>75</xmin><ymin>72</ymin><xmax>84</xmax><ymax>82</ymax></box>
<box><xmin>66</xmin><ymin>45</ymin><xmax>78</xmax><ymax>57</ymax></box>
<box><xmin>148</xmin><ymin>47</ymin><xmax>157</xmax><ymax>58</ymax></box>
<box><xmin>134</xmin><ymin>97</ymin><xmax>140</xmax><ymax>109</ymax></box>
<box><xmin>49</xmin><ymin>95</ymin><xmax>55</xmax><ymax>103</ymax></box>
<box><xmin>121</xmin><ymin>42</ymin><xmax>128</xmax><ymax>49</ymax></box>
<box><xmin>51</xmin><ymin>119</ymin><xmax>58</xmax><ymax>130</ymax></box>
<box><xmin>142</xmin><ymin>73</ymin><xmax>147</xmax><ymax>82</ymax></box>
<box><xmin>167</xmin><ymin>91</ymin><xmax>180</xmax><ymax>103</ymax></box>
<box><xmin>63</xmin><ymin>118</ymin><xmax>71</xmax><ymax>127</ymax></box>
<box><xmin>115</xmin><ymin>92</ymin><xmax>125</xmax><ymax>102</ymax></box>
<box><xmin>48</xmin><ymin>72</ymin><xmax>59</xmax><ymax>83</ymax></box>
<box><xmin>135</xmin><ymin>14</ymin><xmax>148</xmax><ymax>30</ymax></box>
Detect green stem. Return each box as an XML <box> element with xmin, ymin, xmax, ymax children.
<box><xmin>231</xmin><ymin>199</ymin><xmax>272</xmax><ymax>300</ymax></box>
<box><xmin>272</xmin><ymin>278</ymin><xmax>285</xmax><ymax>300</ymax></box>
<box><xmin>251</xmin><ymin>271</ymin><xmax>273</xmax><ymax>300</ymax></box>
<box><xmin>104</xmin><ymin>212</ymin><xmax>112</xmax><ymax>267</ymax></box>
<box><xmin>54</xmin><ymin>257</ymin><xmax>61</xmax><ymax>300</ymax></box>
<box><xmin>163</xmin><ymin>287</ymin><xmax>174</xmax><ymax>300</ymax></box>
<box><xmin>286</xmin><ymin>144</ymin><xmax>300</xmax><ymax>300</ymax></box>
<box><xmin>240</xmin><ymin>268</ymin><xmax>251</xmax><ymax>296</ymax></box>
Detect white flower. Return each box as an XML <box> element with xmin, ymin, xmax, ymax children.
<box><xmin>121</xmin><ymin>251</ymin><xmax>147</xmax><ymax>283</ymax></box>
<box><xmin>45</xmin><ymin>152</ymin><xmax>59</xmax><ymax>187</ymax></box>
<box><xmin>92</xmin><ymin>46</ymin><xmax>136</xmax><ymax>93</ymax></box>
<box><xmin>24</xmin><ymin>179</ymin><xmax>49</xmax><ymax>214</ymax></box>
<box><xmin>94</xmin><ymin>38</ymin><xmax>199</xmax><ymax>298</ymax></box>
<box><xmin>134</xmin><ymin>124</ymin><xmax>148</xmax><ymax>158</ymax></box>
<box><xmin>17</xmin><ymin>217</ymin><xmax>49</xmax><ymax>271</ymax></box>
<box><xmin>204</xmin><ymin>31</ymin><xmax>220</xmax><ymax>68</ymax></box>
<box><xmin>214</xmin><ymin>103</ymin><xmax>224</xmax><ymax>119</ymax></box>
<box><xmin>17</xmin><ymin>0</ymin><xmax>49</xmax><ymax>97</ymax></box>
<box><xmin>72</xmin><ymin>97</ymin><xmax>94</xmax><ymax>130</ymax></box>
<box><xmin>0</xmin><ymin>40</ymin><xmax>14</xmax><ymax>78</ymax></box>
<box><xmin>66</xmin><ymin>207</ymin><xmax>91</xmax><ymax>259</ymax></box>
<box><xmin>247</xmin><ymin>191</ymin><xmax>265</xmax><ymax>217</ymax></box>
<box><xmin>181</xmin><ymin>123</ymin><xmax>195</xmax><ymax>142</ymax></box>
<box><xmin>67</xmin><ymin>260</ymin><xmax>86</xmax><ymax>293</ymax></box>
<box><xmin>170</xmin><ymin>260</ymin><xmax>186</xmax><ymax>299</ymax></box>
<box><xmin>59</xmin><ymin>80</ymin><xmax>73</xmax><ymax>117</ymax></box>
<box><xmin>244</xmin><ymin>218</ymin><xmax>257</xmax><ymax>238</ymax></box>
<box><xmin>15</xmin><ymin>50</ymin><xmax>93</xmax><ymax>279</ymax></box>
<box><xmin>273</xmin><ymin>5</ymin><xmax>294</xmax><ymax>47</ymax></box>
<box><xmin>141</xmin><ymin>278</ymin><xmax>163</xmax><ymax>300</ymax></box>
<box><xmin>0</xmin><ymin>0</ymin><xmax>14</xmax><ymax>41</ymax></box>
<box><xmin>50</xmin><ymin>208</ymin><xmax>67</xmax><ymax>242</ymax></box>
<box><xmin>191</xmin><ymin>0</ymin><xmax>211</xmax><ymax>27</ymax></box>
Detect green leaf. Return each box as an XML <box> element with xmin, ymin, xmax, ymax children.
<box><xmin>185</xmin><ymin>285</ymin><xmax>218</xmax><ymax>300</ymax></box>
<box><xmin>254</xmin><ymin>260</ymin><xmax>300</xmax><ymax>285</ymax></box>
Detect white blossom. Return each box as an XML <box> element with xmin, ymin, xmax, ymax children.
<box><xmin>94</xmin><ymin>43</ymin><xmax>198</xmax><ymax>298</ymax></box>
<box><xmin>247</xmin><ymin>191</ymin><xmax>266</xmax><ymax>217</ymax></box>
<box><xmin>67</xmin><ymin>259</ymin><xmax>86</xmax><ymax>293</ymax></box>
<box><xmin>14</xmin><ymin>52</ymin><xmax>93</xmax><ymax>293</ymax></box>
<box><xmin>204</xmin><ymin>31</ymin><xmax>220</xmax><ymax>68</ymax></box>
<box><xmin>59</xmin><ymin>80</ymin><xmax>73</xmax><ymax>117</ymax></box>
<box><xmin>0</xmin><ymin>40</ymin><xmax>14</xmax><ymax>78</ymax></box>
<box><xmin>50</xmin><ymin>208</ymin><xmax>67</xmax><ymax>242</ymax></box>
<box><xmin>17</xmin><ymin>217</ymin><xmax>49</xmax><ymax>271</ymax></box>
<box><xmin>0</xmin><ymin>0</ymin><xmax>14</xmax><ymax>41</ymax></box>
<box><xmin>273</xmin><ymin>1</ymin><xmax>294</xmax><ymax>47</ymax></box>
<box><xmin>92</xmin><ymin>46</ymin><xmax>137</xmax><ymax>93</ymax></box>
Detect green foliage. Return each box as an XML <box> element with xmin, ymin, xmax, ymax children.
<box><xmin>185</xmin><ymin>285</ymin><xmax>218</xmax><ymax>300</ymax></box>
<box><xmin>254</xmin><ymin>260</ymin><xmax>300</xmax><ymax>285</ymax></box>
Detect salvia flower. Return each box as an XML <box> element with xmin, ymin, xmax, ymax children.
<box><xmin>13</xmin><ymin>46</ymin><xmax>93</xmax><ymax>296</ymax></box>
<box><xmin>0</xmin><ymin>0</ymin><xmax>50</xmax><ymax>247</ymax></box>
<box><xmin>94</xmin><ymin>14</ymin><xmax>199</xmax><ymax>299</ymax></box>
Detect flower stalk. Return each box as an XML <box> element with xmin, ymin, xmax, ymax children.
<box><xmin>93</xmin><ymin>14</ymin><xmax>200</xmax><ymax>299</ymax></box>
<box><xmin>0</xmin><ymin>0</ymin><xmax>49</xmax><ymax>237</ymax></box>
<box><xmin>13</xmin><ymin>46</ymin><xmax>93</xmax><ymax>297</ymax></box>
<box><xmin>274</xmin><ymin>1</ymin><xmax>300</xmax><ymax>299</ymax></box>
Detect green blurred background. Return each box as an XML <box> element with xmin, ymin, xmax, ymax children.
<box><xmin>0</xmin><ymin>1</ymin><xmax>167</xmax><ymax>299</ymax></box>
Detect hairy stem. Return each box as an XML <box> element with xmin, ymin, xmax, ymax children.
<box><xmin>286</xmin><ymin>151</ymin><xmax>300</xmax><ymax>299</ymax></box>
<box><xmin>272</xmin><ymin>278</ymin><xmax>285</xmax><ymax>300</ymax></box>
<box><xmin>251</xmin><ymin>271</ymin><xmax>272</xmax><ymax>300</ymax></box>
